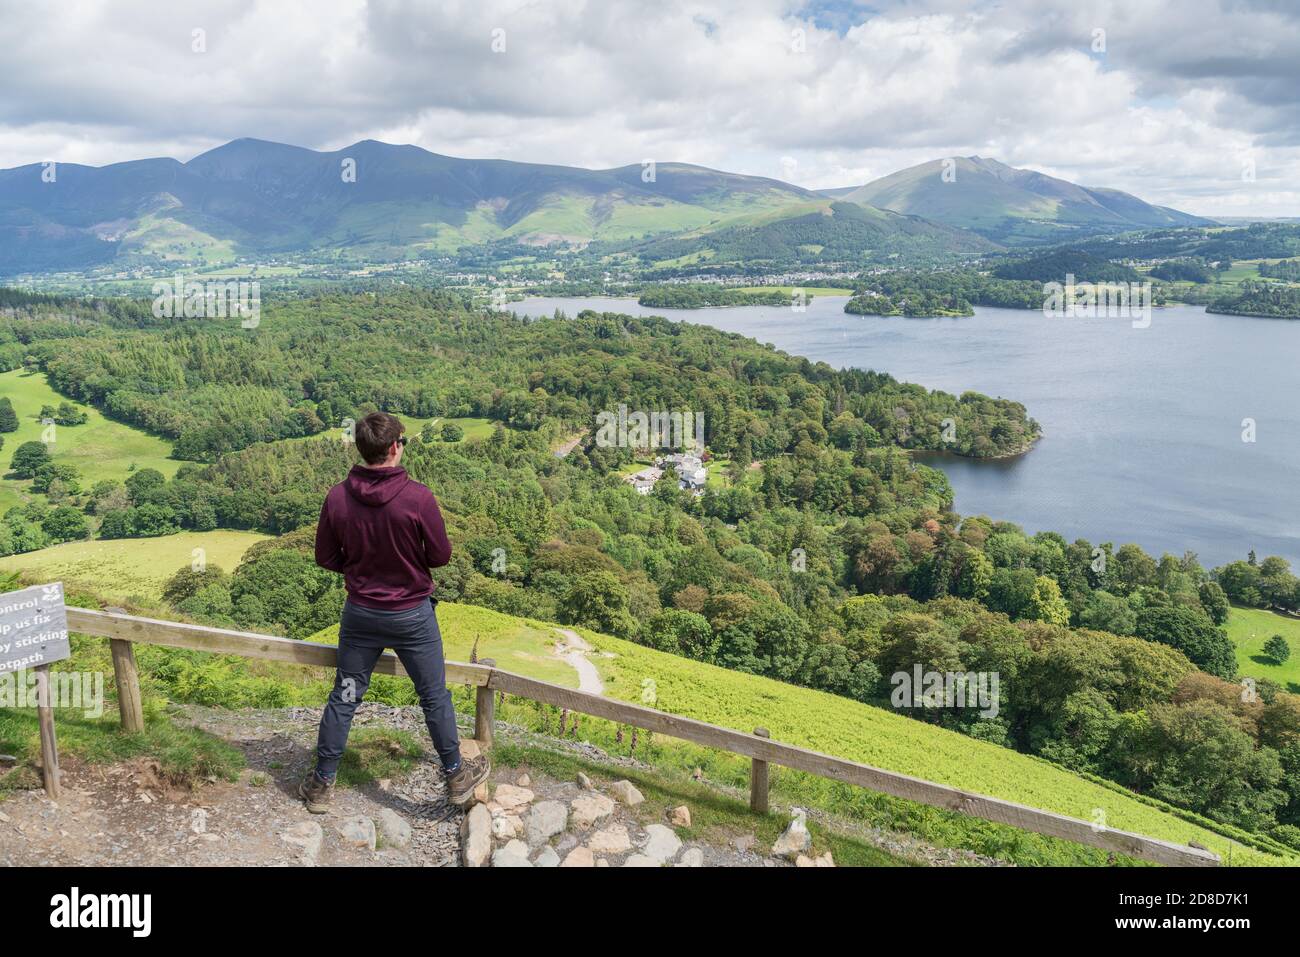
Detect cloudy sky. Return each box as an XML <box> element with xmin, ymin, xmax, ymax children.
<box><xmin>3</xmin><ymin>0</ymin><xmax>1299</xmax><ymax>215</ymax></box>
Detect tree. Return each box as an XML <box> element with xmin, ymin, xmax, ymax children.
<box><xmin>0</xmin><ymin>397</ymin><xmax>17</xmax><ymax>432</ymax></box>
<box><xmin>40</xmin><ymin>505</ymin><xmax>88</xmax><ymax>542</ymax></box>
<box><xmin>9</xmin><ymin>441</ymin><xmax>51</xmax><ymax>478</ymax></box>
<box><xmin>560</xmin><ymin>571</ymin><xmax>635</xmax><ymax>638</ymax></box>
<box><xmin>440</xmin><ymin>422</ymin><xmax>464</xmax><ymax>442</ymax></box>
<box><xmin>1078</xmin><ymin>590</ymin><xmax>1137</xmax><ymax>635</ymax></box>
<box><xmin>1198</xmin><ymin>580</ymin><xmax>1230</xmax><ymax>625</ymax></box>
<box><xmin>1264</xmin><ymin>635</ymin><xmax>1291</xmax><ymax>665</ymax></box>
<box><xmin>641</xmin><ymin>609</ymin><xmax>716</xmax><ymax>661</ymax></box>
<box><xmin>1135</xmin><ymin>605</ymin><xmax>1237</xmax><ymax>679</ymax></box>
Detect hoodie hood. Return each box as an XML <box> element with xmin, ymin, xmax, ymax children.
<box><xmin>345</xmin><ymin>465</ymin><xmax>411</xmax><ymax>507</ymax></box>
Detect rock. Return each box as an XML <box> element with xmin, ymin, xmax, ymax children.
<box><xmin>377</xmin><ymin>808</ymin><xmax>412</xmax><ymax>849</ymax></box>
<box><xmin>676</xmin><ymin>848</ymin><xmax>704</xmax><ymax>867</ymax></box>
<box><xmin>669</xmin><ymin>805</ymin><xmax>691</xmax><ymax>828</ymax></box>
<box><xmin>281</xmin><ymin>821</ymin><xmax>323</xmax><ymax>864</ymax></box>
<box><xmin>492</xmin><ymin>839</ymin><xmax>532</xmax><ymax>867</ymax></box>
<box><xmin>570</xmin><ymin>793</ymin><xmax>615</xmax><ymax>829</ymax></box>
<box><xmin>526</xmin><ymin>801</ymin><xmax>568</xmax><ymax>845</ymax></box>
<box><xmin>771</xmin><ymin>809</ymin><xmax>811</xmax><ymax>860</ymax></box>
<box><xmin>608</xmin><ymin>780</ymin><xmax>644</xmax><ymax>807</ymax></box>
<box><xmin>0</xmin><ymin>754</ymin><xmax>17</xmax><ymax>767</ymax></box>
<box><xmin>473</xmin><ymin>783</ymin><xmax>490</xmax><ymax>804</ymax></box>
<box><xmin>460</xmin><ymin>739</ymin><xmax>482</xmax><ymax>760</ymax></box>
<box><xmin>378</xmin><ymin>778</ymin><xmax>391</xmax><ymax>792</ymax></box>
<box><xmin>733</xmin><ymin>834</ymin><xmax>756</xmax><ymax>853</ymax></box>
<box><xmin>515</xmin><ymin>773</ymin><xmax>531</xmax><ymax>788</ymax></box>
<box><xmin>533</xmin><ymin>846</ymin><xmax>561</xmax><ymax>868</ymax></box>
<box><xmin>0</xmin><ymin>811</ymin><xmax>10</xmax><ymax>824</ymax></box>
<box><xmin>576</xmin><ymin>772</ymin><xmax>594</xmax><ymax>790</ymax></box>
<box><xmin>642</xmin><ymin>823</ymin><xmax>682</xmax><ymax>863</ymax></box>
<box><xmin>493</xmin><ymin>784</ymin><xmax>534</xmax><ymax>810</ymax></box>
<box><xmin>561</xmin><ymin>846</ymin><xmax>595</xmax><ymax>868</ymax></box>
<box><xmin>816</xmin><ymin>851</ymin><xmax>835</xmax><ymax>867</ymax></box>
<box><xmin>491</xmin><ymin>815</ymin><xmax>521</xmax><ymax>840</ymax></box>
<box><xmin>463</xmin><ymin>803</ymin><xmax>492</xmax><ymax>868</ymax></box>
<box><xmin>337</xmin><ymin>816</ymin><xmax>377</xmax><ymax>851</ymax></box>
<box><xmin>795</xmin><ymin>854</ymin><xmax>815</xmax><ymax>867</ymax></box>
<box><xmin>587</xmin><ymin>824</ymin><xmax>632</xmax><ymax>854</ymax></box>
<box><xmin>623</xmin><ymin>854</ymin><xmax>660</xmax><ymax>867</ymax></box>
<box><xmin>596</xmin><ymin>858</ymin><xmax>609</xmax><ymax>867</ymax></box>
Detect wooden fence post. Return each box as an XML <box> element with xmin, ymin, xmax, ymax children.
<box><xmin>750</xmin><ymin>726</ymin><xmax>770</xmax><ymax>814</ymax></box>
<box><xmin>110</xmin><ymin>638</ymin><xmax>144</xmax><ymax>733</ymax></box>
<box><xmin>34</xmin><ymin>664</ymin><xmax>60</xmax><ymax>800</ymax></box>
<box><xmin>475</xmin><ymin>658</ymin><xmax>496</xmax><ymax>747</ymax></box>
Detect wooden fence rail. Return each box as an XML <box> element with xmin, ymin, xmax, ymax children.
<box><xmin>65</xmin><ymin>606</ymin><xmax>1220</xmax><ymax>867</ymax></box>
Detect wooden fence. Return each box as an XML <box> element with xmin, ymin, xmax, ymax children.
<box><xmin>65</xmin><ymin>606</ymin><xmax>1220</xmax><ymax>867</ymax></box>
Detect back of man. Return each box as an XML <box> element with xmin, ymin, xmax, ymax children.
<box><xmin>300</xmin><ymin>411</ymin><xmax>490</xmax><ymax>813</ymax></box>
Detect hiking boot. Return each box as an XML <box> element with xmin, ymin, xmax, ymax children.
<box><xmin>446</xmin><ymin>754</ymin><xmax>491</xmax><ymax>806</ymax></box>
<box><xmin>299</xmin><ymin>771</ymin><xmax>334</xmax><ymax>814</ymax></box>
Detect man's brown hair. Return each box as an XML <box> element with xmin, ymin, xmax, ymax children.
<box><xmin>355</xmin><ymin>411</ymin><xmax>405</xmax><ymax>464</ymax></box>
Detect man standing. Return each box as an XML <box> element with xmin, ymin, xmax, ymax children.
<box><xmin>301</xmin><ymin>411</ymin><xmax>489</xmax><ymax>813</ymax></box>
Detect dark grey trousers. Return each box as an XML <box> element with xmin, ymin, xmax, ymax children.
<box><xmin>314</xmin><ymin>599</ymin><xmax>461</xmax><ymax>779</ymax></box>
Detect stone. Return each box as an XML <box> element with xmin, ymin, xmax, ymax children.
<box><xmin>641</xmin><ymin>823</ymin><xmax>682</xmax><ymax>863</ymax></box>
<box><xmin>492</xmin><ymin>839</ymin><xmax>532</xmax><ymax>867</ymax></box>
<box><xmin>491</xmin><ymin>814</ymin><xmax>521</xmax><ymax>840</ymax></box>
<box><xmin>336</xmin><ymin>816</ymin><xmax>376</xmax><ymax>851</ymax></box>
<box><xmin>463</xmin><ymin>803</ymin><xmax>492</xmax><ymax>868</ymax></box>
<box><xmin>587</xmin><ymin>824</ymin><xmax>632</xmax><ymax>854</ymax></box>
<box><xmin>533</xmin><ymin>846</ymin><xmax>561</xmax><ymax>868</ymax></box>
<box><xmin>460</xmin><ymin>739</ymin><xmax>482</xmax><ymax>759</ymax></box>
<box><xmin>526</xmin><ymin>800</ymin><xmax>568</xmax><ymax>845</ymax></box>
<box><xmin>570</xmin><ymin>793</ymin><xmax>615</xmax><ymax>829</ymax></box>
<box><xmin>576</xmin><ymin>772</ymin><xmax>594</xmax><ymax>789</ymax></box>
<box><xmin>493</xmin><ymin>784</ymin><xmax>534</xmax><ymax>810</ymax></box>
<box><xmin>596</xmin><ymin>858</ymin><xmax>609</xmax><ymax>867</ymax></box>
<box><xmin>377</xmin><ymin>808</ymin><xmax>412</xmax><ymax>849</ymax></box>
<box><xmin>473</xmin><ymin>783</ymin><xmax>490</xmax><ymax>804</ymax></box>
<box><xmin>623</xmin><ymin>854</ymin><xmax>660</xmax><ymax>867</ymax></box>
<box><xmin>676</xmin><ymin>848</ymin><xmax>704</xmax><ymax>867</ymax></box>
<box><xmin>515</xmin><ymin>773</ymin><xmax>531</xmax><ymax>788</ymax></box>
<box><xmin>771</xmin><ymin>809</ymin><xmax>811</xmax><ymax>860</ymax></box>
<box><xmin>795</xmin><ymin>854</ymin><xmax>815</xmax><ymax>867</ymax></box>
<box><xmin>816</xmin><ymin>851</ymin><xmax>835</xmax><ymax>867</ymax></box>
<box><xmin>555</xmin><ymin>832</ymin><xmax>579</xmax><ymax>855</ymax></box>
<box><xmin>733</xmin><ymin>834</ymin><xmax>756</xmax><ymax>853</ymax></box>
<box><xmin>608</xmin><ymin>780</ymin><xmax>644</xmax><ymax>807</ymax></box>
<box><xmin>669</xmin><ymin>805</ymin><xmax>691</xmax><ymax>827</ymax></box>
<box><xmin>561</xmin><ymin>846</ymin><xmax>596</xmax><ymax>868</ymax></box>
<box><xmin>280</xmin><ymin>821</ymin><xmax>323</xmax><ymax>864</ymax></box>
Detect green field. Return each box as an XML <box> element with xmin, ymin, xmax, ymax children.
<box><xmin>0</xmin><ymin>530</ymin><xmax>269</xmax><ymax>603</ymax></box>
<box><xmin>0</xmin><ymin>369</ymin><xmax>184</xmax><ymax>512</ymax></box>
<box><xmin>1227</xmin><ymin>605</ymin><xmax>1300</xmax><ymax>693</ymax></box>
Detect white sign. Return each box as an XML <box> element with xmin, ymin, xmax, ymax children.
<box><xmin>0</xmin><ymin>582</ymin><xmax>70</xmax><ymax>674</ymax></box>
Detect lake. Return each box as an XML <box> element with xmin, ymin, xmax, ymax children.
<box><xmin>514</xmin><ymin>295</ymin><xmax>1300</xmax><ymax>570</ymax></box>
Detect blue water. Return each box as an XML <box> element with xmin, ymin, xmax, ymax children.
<box><xmin>514</xmin><ymin>295</ymin><xmax>1300</xmax><ymax>569</ymax></box>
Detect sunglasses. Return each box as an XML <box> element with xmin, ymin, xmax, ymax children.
<box><xmin>396</xmin><ymin>436</ymin><xmax>408</xmax><ymax>447</ymax></box>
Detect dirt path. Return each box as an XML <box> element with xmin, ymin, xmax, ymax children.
<box><xmin>552</xmin><ymin>628</ymin><xmax>605</xmax><ymax>695</ymax></box>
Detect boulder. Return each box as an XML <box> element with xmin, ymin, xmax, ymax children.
<box><xmin>515</xmin><ymin>773</ymin><xmax>531</xmax><ymax>788</ymax></box>
<box><xmin>771</xmin><ymin>809</ymin><xmax>811</xmax><ymax>860</ymax></box>
<box><xmin>463</xmin><ymin>803</ymin><xmax>492</xmax><ymax>868</ymax></box>
<box><xmin>491</xmin><ymin>814</ymin><xmax>521</xmax><ymax>840</ymax></box>
<box><xmin>576</xmin><ymin>772</ymin><xmax>594</xmax><ymax>790</ymax></box>
<box><xmin>533</xmin><ymin>846</ymin><xmax>561</xmax><ymax>868</ymax></box>
<box><xmin>623</xmin><ymin>854</ymin><xmax>660</xmax><ymax>867</ymax></box>
<box><xmin>280</xmin><ymin>821</ymin><xmax>323</xmax><ymax>865</ymax></box>
<box><xmin>561</xmin><ymin>846</ymin><xmax>596</xmax><ymax>868</ymax></box>
<box><xmin>676</xmin><ymin>847</ymin><xmax>704</xmax><ymax>867</ymax></box>
<box><xmin>641</xmin><ymin>823</ymin><xmax>682</xmax><ymax>863</ymax></box>
<box><xmin>587</xmin><ymin>824</ymin><xmax>632</xmax><ymax>854</ymax></box>
<box><xmin>336</xmin><ymin>816</ymin><xmax>376</xmax><ymax>851</ymax></box>
<box><xmin>526</xmin><ymin>800</ymin><xmax>569</xmax><ymax>845</ymax></box>
<box><xmin>570</xmin><ymin>793</ymin><xmax>615</xmax><ymax>829</ymax></box>
<box><xmin>492</xmin><ymin>839</ymin><xmax>533</xmax><ymax>867</ymax></box>
<box><xmin>492</xmin><ymin>784</ymin><xmax>535</xmax><ymax>810</ymax></box>
<box><xmin>669</xmin><ymin>805</ymin><xmax>691</xmax><ymax>828</ymax></box>
<box><xmin>609</xmin><ymin>780</ymin><xmax>644</xmax><ymax>807</ymax></box>
<box><xmin>377</xmin><ymin>808</ymin><xmax>412</xmax><ymax>849</ymax></box>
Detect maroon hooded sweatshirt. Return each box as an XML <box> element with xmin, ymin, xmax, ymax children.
<box><xmin>314</xmin><ymin>465</ymin><xmax>452</xmax><ymax>610</ymax></box>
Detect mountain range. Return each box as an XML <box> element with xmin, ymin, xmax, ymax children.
<box><xmin>0</xmin><ymin>139</ymin><xmax>1214</xmax><ymax>274</ymax></box>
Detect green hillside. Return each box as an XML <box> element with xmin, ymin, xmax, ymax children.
<box><xmin>305</xmin><ymin>602</ymin><xmax>1284</xmax><ymax>865</ymax></box>
<box><xmin>1229</xmin><ymin>605</ymin><xmax>1300</xmax><ymax>692</ymax></box>
<box><xmin>0</xmin><ymin>368</ymin><xmax>184</xmax><ymax>512</ymax></box>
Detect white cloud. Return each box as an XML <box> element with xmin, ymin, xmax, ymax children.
<box><xmin>1</xmin><ymin>0</ymin><xmax>1299</xmax><ymax>214</ymax></box>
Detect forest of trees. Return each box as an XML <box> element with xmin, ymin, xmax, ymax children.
<box><xmin>1208</xmin><ymin>280</ymin><xmax>1300</xmax><ymax>318</ymax></box>
<box><xmin>637</xmin><ymin>285</ymin><xmax>798</xmax><ymax>308</ymax></box>
<box><xmin>3</xmin><ymin>286</ymin><xmax>1299</xmax><ymax>847</ymax></box>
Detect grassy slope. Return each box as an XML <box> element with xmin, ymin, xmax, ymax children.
<box><xmin>1227</xmin><ymin>605</ymin><xmax>1300</xmax><ymax>693</ymax></box>
<box><xmin>0</xmin><ymin>369</ymin><xmax>184</xmax><ymax>512</ymax></box>
<box><xmin>0</xmin><ymin>530</ymin><xmax>269</xmax><ymax>603</ymax></box>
